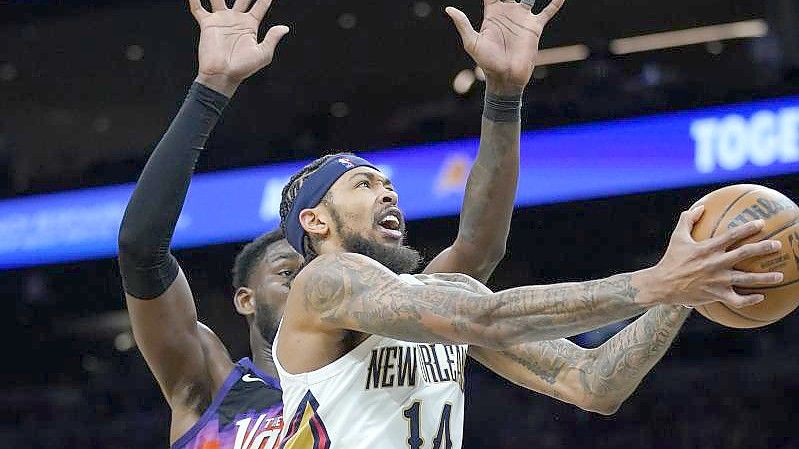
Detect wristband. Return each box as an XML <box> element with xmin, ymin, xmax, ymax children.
<box><xmin>483</xmin><ymin>91</ymin><xmax>522</xmax><ymax>122</ymax></box>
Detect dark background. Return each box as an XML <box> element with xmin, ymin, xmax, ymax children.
<box><xmin>2</xmin><ymin>0</ymin><xmax>799</xmax><ymax>448</ymax></box>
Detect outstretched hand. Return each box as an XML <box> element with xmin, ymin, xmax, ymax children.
<box><xmin>189</xmin><ymin>0</ymin><xmax>289</xmax><ymax>97</ymax></box>
<box><xmin>643</xmin><ymin>206</ymin><xmax>784</xmax><ymax>309</ymax></box>
<box><xmin>446</xmin><ymin>0</ymin><xmax>565</xmax><ymax>95</ymax></box>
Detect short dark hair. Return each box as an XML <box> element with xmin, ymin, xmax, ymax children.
<box><xmin>232</xmin><ymin>228</ymin><xmax>285</xmax><ymax>290</ymax></box>
<box><xmin>279</xmin><ymin>153</ymin><xmax>352</xmax><ymax>263</ymax></box>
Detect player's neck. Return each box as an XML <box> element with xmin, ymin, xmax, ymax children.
<box><xmin>248</xmin><ymin>327</ymin><xmax>278</xmax><ymax>379</ymax></box>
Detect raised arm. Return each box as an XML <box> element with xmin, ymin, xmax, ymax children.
<box><xmin>290</xmin><ymin>214</ymin><xmax>781</xmax><ymax>349</ymax></box>
<box><xmin>470</xmin><ymin>305</ymin><xmax>690</xmax><ymax>415</ymax></box>
<box><xmin>118</xmin><ymin>67</ymin><xmax>231</xmax><ymax>415</ymax></box>
<box><xmin>117</xmin><ymin>0</ymin><xmax>288</xmax><ymax>424</ymax></box>
<box><xmin>425</xmin><ymin>0</ymin><xmax>565</xmax><ymax>282</ymax></box>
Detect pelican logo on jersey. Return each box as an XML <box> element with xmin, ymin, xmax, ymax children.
<box><xmin>231</xmin><ymin>414</ymin><xmax>283</xmax><ymax>449</ymax></box>
<box><xmin>365</xmin><ymin>344</ymin><xmax>467</xmax><ymax>392</ymax></box>
<box><xmin>279</xmin><ymin>390</ymin><xmax>330</xmax><ymax>449</ymax></box>
<box><xmin>727</xmin><ymin>197</ymin><xmax>797</xmax><ymax>229</ymax></box>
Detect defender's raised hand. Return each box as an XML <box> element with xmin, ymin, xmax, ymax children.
<box><xmin>446</xmin><ymin>0</ymin><xmax>564</xmax><ymax>95</ymax></box>
<box><xmin>189</xmin><ymin>0</ymin><xmax>289</xmax><ymax>96</ymax></box>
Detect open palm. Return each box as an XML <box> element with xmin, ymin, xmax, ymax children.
<box><xmin>446</xmin><ymin>0</ymin><xmax>565</xmax><ymax>92</ymax></box>
<box><xmin>190</xmin><ymin>0</ymin><xmax>288</xmax><ymax>84</ymax></box>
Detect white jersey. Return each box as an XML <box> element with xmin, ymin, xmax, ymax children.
<box><xmin>274</xmin><ymin>274</ymin><xmax>468</xmax><ymax>449</ymax></box>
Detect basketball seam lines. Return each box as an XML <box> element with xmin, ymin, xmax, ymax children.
<box><xmin>717</xmin><ymin>303</ymin><xmax>777</xmax><ymax>323</ymax></box>
<box><xmin>709</xmin><ymin>188</ymin><xmax>758</xmax><ymax>238</ymax></box>
<box><xmin>760</xmin><ymin>215</ymin><xmax>799</xmax><ymax>241</ymax></box>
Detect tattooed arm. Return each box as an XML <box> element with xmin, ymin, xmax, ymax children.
<box><xmin>470</xmin><ymin>306</ymin><xmax>690</xmax><ymax>415</ymax></box>
<box><xmin>425</xmin><ymin>0</ymin><xmax>571</xmax><ymax>282</ymax></box>
<box><xmin>289</xmin><ymin>211</ymin><xmax>775</xmax><ymax>347</ymax></box>
<box><xmin>422</xmin><ymin>116</ymin><xmax>519</xmax><ymax>282</ymax></box>
<box><xmin>418</xmin><ymin>273</ymin><xmax>688</xmax><ymax>414</ymax></box>
<box><xmin>425</xmin><ymin>0</ymin><xmax>573</xmax><ymax>283</ymax></box>
<box><xmin>292</xmin><ymin>252</ymin><xmax>663</xmax><ymax>348</ymax></box>
<box><xmin>291</xmin><ymin>213</ymin><xmax>777</xmax><ymax>347</ymax></box>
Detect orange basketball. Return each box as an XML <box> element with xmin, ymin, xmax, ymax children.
<box><xmin>691</xmin><ymin>184</ymin><xmax>799</xmax><ymax>328</ymax></box>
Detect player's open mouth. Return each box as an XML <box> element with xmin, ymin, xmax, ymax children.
<box><xmin>376</xmin><ymin>210</ymin><xmax>403</xmax><ymax>240</ymax></box>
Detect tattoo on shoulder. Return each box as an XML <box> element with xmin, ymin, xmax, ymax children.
<box><xmin>299</xmin><ymin>253</ymin><xmax>480</xmax><ymax>342</ymax></box>
<box><xmin>303</xmin><ymin>254</ymin><xmax>366</xmax><ymax>316</ymax></box>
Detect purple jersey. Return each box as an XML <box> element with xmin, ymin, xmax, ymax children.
<box><xmin>172</xmin><ymin>358</ymin><xmax>283</xmax><ymax>449</ymax></box>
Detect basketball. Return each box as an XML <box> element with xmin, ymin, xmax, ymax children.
<box><xmin>690</xmin><ymin>184</ymin><xmax>799</xmax><ymax>328</ymax></box>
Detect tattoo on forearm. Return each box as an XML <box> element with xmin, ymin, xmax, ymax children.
<box><xmin>498</xmin><ymin>305</ymin><xmax>689</xmax><ymax>405</ymax></box>
<box><xmin>454</xmin><ymin>119</ymin><xmax>520</xmax><ymax>281</ymax></box>
<box><xmin>487</xmin><ymin>274</ymin><xmax>645</xmax><ymax>342</ymax></box>
<box><xmin>502</xmin><ymin>340</ymin><xmax>584</xmax><ymax>386</ymax></box>
<box><xmin>301</xmin><ymin>253</ymin><xmax>648</xmax><ymax>346</ymax></box>
<box><xmin>577</xmin><ymin>306</ymin><xmax>689</xmax><ymax>399</ymax></box>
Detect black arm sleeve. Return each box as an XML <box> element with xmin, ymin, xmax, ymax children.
<box><xmin>117</xmin><ymin>82</ymin><xmax>230</xmax><ymax>299</ymax></box>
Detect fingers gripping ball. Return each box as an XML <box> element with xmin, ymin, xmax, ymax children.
<box><xmin>691</xmin><ymin>184</ymin><xmax>799</xmax><ymax>328</ymax></box>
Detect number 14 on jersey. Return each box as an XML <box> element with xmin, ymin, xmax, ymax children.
<box><xmin>403</xmin><ymin>401</ymin><xmax>453</xmax><ymax>449</ymax></box>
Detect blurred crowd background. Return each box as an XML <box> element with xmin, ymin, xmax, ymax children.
<box><xmin>2</xmin><ymin>0</ymin><xmax>799</xmax><ymax>448</ymax></box>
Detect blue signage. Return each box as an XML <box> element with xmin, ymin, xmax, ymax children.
<box><xmin>2</xmin><ymin>95</ymin><xmax>799</xmax><ymax>269</ymax></box>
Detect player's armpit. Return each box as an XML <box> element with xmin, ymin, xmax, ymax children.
<box><xmin>165</xmin><ymin>322</ymin><xmax>236</xmax><ymax>444</ymax></box>
<box><xmin>468</xmin><ymin>342</ymin><xmax>617</xmax><ymax>415</ymax></box>
<box><xmin>197</xmin><ymin>322</ymin><xmax>237</xmax><ymax>390</ymax></box>
<box><xmin>126</xmin><ymin>267</ymin><xmax>234</xmax><ymax>412</ymax></box>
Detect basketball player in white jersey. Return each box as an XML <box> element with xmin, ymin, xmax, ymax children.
<box><xmin>273</xmin><ymin>1</ymin><xmax>784</xmax><ymax>448</ymax></box>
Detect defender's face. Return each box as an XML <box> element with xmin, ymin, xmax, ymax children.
<box><xmin>250</xmin><ymin>239</ymin><xmax>302</xmax><ymax>323</ymax></box>
<box><xmin>325</xmin><ymin>166</ymin><xmax>406</xmax><ymax>246</ymax></box>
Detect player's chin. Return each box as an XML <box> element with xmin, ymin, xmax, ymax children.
<box><xmin>375</xmin><ymin>225</ymin><xmax>404</xmax><ymax>244</ymax></box>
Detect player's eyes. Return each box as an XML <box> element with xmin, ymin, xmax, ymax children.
<box><xmin>278</xmin><ymin>270</ymin><xmax>293</xmax><ymax>277</ymax></box>
<box><xmin>356</xmin><ymin>180</ymin><xmax>370</xmax><ymax>188</ymax></box>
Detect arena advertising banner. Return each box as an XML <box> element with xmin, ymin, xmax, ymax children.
<box><xmin>2</xmin><ymin>95</ymin><xmax>799</xmax><ymax>268</ymax></box>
